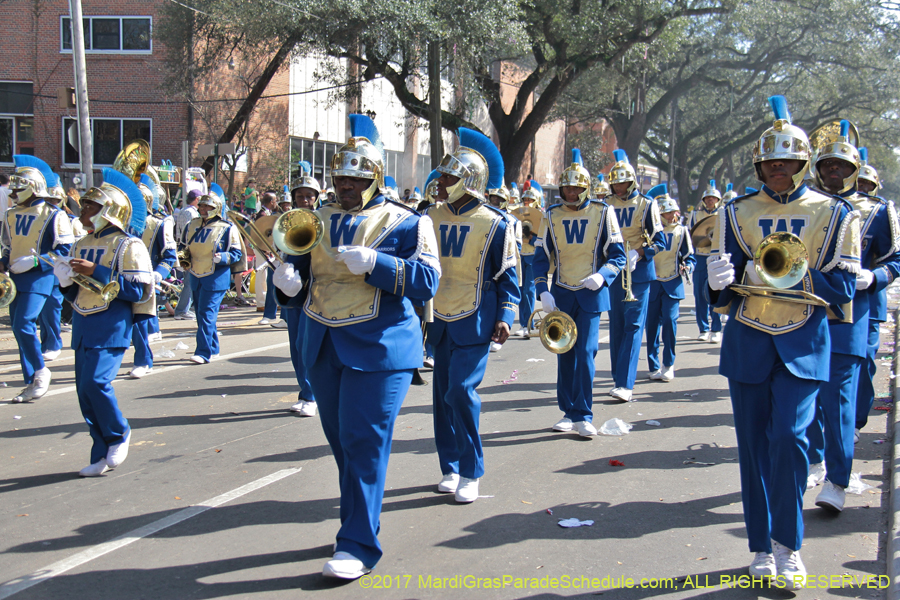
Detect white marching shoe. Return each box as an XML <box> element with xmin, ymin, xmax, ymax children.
<box><xmin>455</xmin><ymin>477</ymin><xmax>479</xmax><ymax>503</ymax></box>
<box><xmin>129</xmin><ymin>365</ymin><xmax>152</xmax><ymax>379</ymax></box>
<box><xmin>79</xmin><ymin>458</ymin><xmax>110</xmax><ymax>477</ymax></box>
<box><xmin>11</xmin><ymin>383</ymin><xmax>35</xmax><ymax>403</ymax></box>
<box><xmin>610</xmin><ymin>388</ymin><xmax>633</xmax><ymax>402</ymax></box>
<box><xmin>815</xmin><ymin>480</ymin><xmax>845</xmax><ymax>512</ymax></box>
<box><xmin>489</xmin><ymin>342</ymin><xmax>502</xmax><ymax>352</ymax></box>
<box><xmin>661</xmin><ymin>366</ymin><xmax>675</xmax><ymax>382</ymax></box>
<box><xmin>289</xmin><ymin>400</ymin><xmax>317</xmax><ymax>417</ymax></box>
<box><xmin>574</xmin><ymin>421</ymin><xmax>597</xmax><ymax>437</ymax></box>
<box><xmin>710</xmin><ymin>332</ymin><xmax>722</xmax><ymax>343</ymax></box>
<box><xmin>772</xmin><ymin>540</ymin><xmax>806</xmax><ymax>590</ymax></box>
<box><xmin>322</xmin><ymin>552</ymin><xmax>371</xmax><ymax>580</ymax></box>
<box><xmin>648</xmin><ymin>369</ymin><xmax>663</xmax><ymax>380</ymax></box>
<box><xmin>698</xmin><ymin>332</ymin><xmax>711</xmax><ymax>341</ymax></box>
<box><xmin>42</xmin><ymin>349</ymin><xmax>61</xmax><ymax>361</ymax></box>
<box><xmin>106</xmin><ymin>430</ymin><xmax>131</xmax><ymax>468</ymax></box>
<box><xmin>437</xmin><ymin>473</ymin><xmax>460</xmax><ymax>493</ymax></box>
<box><xmin>552</xmin><ymin>417</ymin><xmax>574</xmax><ymax>432</ymax></box>
<box><xmin>748</xmin><ymin>552</ymin><xmax>776</xmax><ymax>577</ymax></box>
<box><xmin>31</xmin><ymin>367</ymin><xmax>51</xmax><ymax>399</ymax></box>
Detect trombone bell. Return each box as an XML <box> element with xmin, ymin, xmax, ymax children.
<box><xmin>0</xmin><ymin>273</ymin><xmax>16</xmax><ymax>309</ymax></box>
<box><xmin>273</xmin><ymin>209</ymin><xmax>324</xmax><ymax>256</ymax></box>
<box><xmin>756</xmin><ymin>232</ymin><xmax>807</xmax><ymax>289</ymax></box>
<box><xmin>539</xmin><ymin>310</ymin><xmax>577</xmax><ymax>354</ymax></box>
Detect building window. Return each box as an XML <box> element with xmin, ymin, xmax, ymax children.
<box><xmin>63</xmin><ymin>118</ymin><xmax>151</xmax><ymax>166</ymax></box>
<box><xmin>0</xmin><ymin>82</ymin><xmax>35</xmax><ymax>165</ymax></box>
<box><xmin>290</xmin><ymin>137</ymin><xmax>339</xmax><ymax>188</ymax></box>
<box><xmin>61</xmin><ymin>16</ymin><xmax>151</xmax><ymax>53</ymax></box>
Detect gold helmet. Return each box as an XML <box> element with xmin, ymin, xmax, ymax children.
<box><xmin>10</xmin><ymin>155</ymin><xmax>54</xmax><ymax>203</ymax></box>
<box><xmin>437</xmin><ymin>128</ymin><xmax>502</xmax><ymax>203</ymax></box>
<box><xmin>813</xmin><ymin>119</ymin><xmax>860</xmax><ymax>194</ymax></box>
<box><xmin>702</xmin><ymin>179</ymin><xmax>722</xmax><ymax>201</ymax></box>
<box><xmin>138</xmin><ymin>173</ymin><xmax>158</xmax><ymax>211</ymax></box>
<box><xmin>593</xmin><ymin>173</ymin><xmax>611</xmax><ymax>199</ymax></box>
<box><xmin>48</xmin><ymin>173</ymin><xmax>67</xmax><ymax>204</ymax></box>
<box><xmin>521</xmin><ymin>180</ymin><xmax>543</xmax><ymax>206</ymax></box>
<box><xmin>558</xmin><ymin>149</ymin><xmax>591</xmax><ymax>205</ymax></box>
<box><xmin>409</xmin><ymin>187</ymin><xmax>423</xmax><ymax>204</ymax></box>
<box><xmin>291</xmin><ymin>160</ymin><xmax>322</xmax><ymax>194</ymax></box>
<box><xmin>81</xmin><ymin>168</ymin><xmax>141</xmax><ymax>232</ymax></box>
<box><xmin>330</xmin><ymin>114</ymin><xmax>385</xmax><ymax>210</ymax></box>
<box><xmin>509</xmin><ymin>181</ymin><xmax>521</xmax><ymax>206</ymax></box>
<box><xmin>487</xmin><ymin>185</ymin><xmax>511</xmax><ymax>210</ymax></box>
<box><xmin>608</xmin><ymin>149</ymin><xmax>636</xmax><ymax>196</ymax></box>
<box><xmin>198</xmin><ymin>183</ymin><xmax>225</xmax><ymax>219</ymax></box>
<box><xmin>752</xmin><ymin>95</ymin><xmax>811</xmax><ymax>192</ymax></box>
<box><xmin>858</xmin><ymin>147</ymin><xmax>880</xmax><ymax>191</ymax></box>
<box><xmin>721</xmin><ymin>183</ymin><xmax>736</xmax><ymax>203</ymax></box>
<box><xmin>649</xmin><ymin>183</ymin><xmax>678</xmax><ymax>214</ymax></box>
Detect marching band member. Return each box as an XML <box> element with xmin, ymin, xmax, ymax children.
<box><xmin>487</xmin><ymin>183</ymin><xmax>523</xmax><ymax>353</ymax></box>
<box><xmin>644</xmin><ymin>184</ymin><xmax>694</xmax><ymax>382</ymax></box>
<box><xmin>2</xmin><ymin>156</ymin><xmax>74</xmax><ymax>402</ymax></box>
<box><xmin>277</xmin><ymin>115</ymin><xmax>440</xmax><ymax>579</ymax></box>
<box><xmin>534</xmin><ymin>149</ymin><xmax>626</xmax><ymax>435</ymax></box>
<box><xmin>854</xmin><ymin>149</ymin><xmax>897</xmax><ymax>437</ymax></box>
<box><xmin>510</xmin><ymin>181</ymin><xmax>544</xmax><ymax>337</ymax></box>
<box><xmin>184</xmin><ymin>187</ymin><xmax>245</xmax><ymax>364</ymax></box>
<box><xmin>706</xmin><ymin>96</ymin><xmax>859</xmax><ymax>586</ymax></box>
<box><xmin>273</xmin><ymin>161</ymin><xmax>320</xmax><ymax>417</ymax></box>
<box><xmin>408</xmin><ymin>186</ymin><xmax>423</xmax><ymax>207</ymax></box>
<box><xmin>722</xmin><ymin>182</ymin><xmax>736</xmax><ymax>203</ymax></box>
<box><xmin>805</xmin><ymin>131</ymin><xmax>900</xmax><ymax>511</ymax></box>
<box><xmin>130</xmin><ymin>173</ymin><xmax>176</xmax><ymax>378</ymax></box>
<box><xmin>37</xmin><ymin>175</ymin><xmax>70</xmax><ymax>362</ymax></box>
<box><xmin>605</xmin><ymin>149</ymin><xmax>666</xmax><ymax>402</ymax></box>
<box><xmin>55</xmin><ymin>168</ymin><xmax>154</xmax><ymax>476</ymax></box>
<box><xmin>508</xmin><ymin>181</ymin><xmax>521</xmax><ymax>209</ymax></box>
<box><xmin>688</xmin><ymin>180</ymin><xmax>724</xmax><ymax>342</ymax></box>
<box><xmin>427</xmin><ymin>128</ymin><xmax>519</xmax><ymax>502</ymax></box>
<box><xmin>593</xmin><ymin>173</ymin><xmax>611</xmax><ymax>199</ymax></box>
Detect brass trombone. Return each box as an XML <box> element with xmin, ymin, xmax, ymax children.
<box><xmin>273</xmin><ymin>209</ymin><xmax>324</xmax><ymax>256</ymax></box>
<box><xmin>729</xmin><ymin>232</ymin><xmax>827</xmax><ymax>306</ymax></box>
<box><xmin>176</xmin><ymin>248</ymin><xmax>192</xmax><ymax>270</ymax></box>
<box><xmin>622</xmin><ymin>241</ymin><xmax>637</xmax><ymax>302</ymax></box>
<box><xmin>0</xmin><ymin>273</ymin><xmax>16</xmax><ymax>309</ymax></box>
<box><xmin>34</xmin><ymin>251</ymin><xmax>119</xmax><ymax>302</ymax></box>
<box><xmin>227</xmin><ymin>210</ymin><xmax>285</xmax><ymax>270</ymax></box>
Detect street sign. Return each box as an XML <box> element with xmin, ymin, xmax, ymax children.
<box><xmin>198</xmin><ymin>143</ymin><xmax>236</xmax><ymax>157</ymax></box>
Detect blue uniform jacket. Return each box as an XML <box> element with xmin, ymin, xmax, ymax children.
<box><xmin>651</xmin><ymin>228</ymin><xmax>696</xmax><ymax>301</ymax></box>
<box><xmin>3</xmin><ymin>201</ymin><xmax>72</xmax><ymax>295</ymax></box>
<box><xmin>829</xmin><ymin>190</ymin><xmax>900</xmax><ymax>357</ymax></box>
<box><xmin>149</xmin><ymin>216</ymin><xmax>177</xmax><ymax>279</ymax></box>
<box><xmin>865</xmin><ymin>196</ymin><xmax>897</xmax><ymax>323</ymax></box>
<box><xmin>709</xmin><ymin>185</ymin><xmax>857</xmax><ymax>383</ymax></box>
<box><xmin>534</xmin><ymin>200</ymin><xmax>627</xmax><ymax>314</ymax></box>
<box><xmin>295</xmin><ymin>196</ymin><xmax>441</xmax><ymax>372</ymax></box>
<box><xmin>62</xmin><ymin>228</ymin><xmax>146</xmax><ymax>349</ymax></box>
<box><xmin>427</xmin><ymin>199</ymin><xmax>520</xmax><ymax>347</ymax></box>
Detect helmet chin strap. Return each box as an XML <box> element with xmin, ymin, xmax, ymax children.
<box><xmin>562</xmin><ymin>187</ymin><xmax>589</xmax><ymax>207</ymax></box>
<box><xmin>444</xmin><ymin>178</ymin><xmax>468</xmax><ymax>203</ymax></box>
<box><xmin>15</xmin><ymin>187</ymin><xmax>34</xmax><ymax>205</ymax></box>
<box><xmin>354</xmin><ymin>179</ymin><xmax>381</xmax><ymax>212</ymax></box>
<box><xmin>90</xmin><ymin>214</ymin><xmax>109</xmax><ymax>232</ymax></box>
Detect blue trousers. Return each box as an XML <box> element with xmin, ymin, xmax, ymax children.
<box><xmin>308</xmin><ymin>331</ymin><xmax>412</xmax><ymax>569</ymax></box>
<box><xmin>174</xmin><ymin>272</ymin><xmax>194</xmax><ymax>315</ymax></box>
<box><xmin>807</xmin><ymin>353</ymin><xmax>861</xmax><ymax>488</ymax></box>
<box><xmin>556</xmin><ymin>306</ymin><xmax>600</xmax><ymax>423</ymax></box>
<box><xmin>285</xmin><ymin>308</ymin><xmax>314</xmax><ymax>401</ymax></box>
<box><xmin>646</xmin><ymin>288</ymin><xmax>679</xmax><ymax>372</ymax></box>
<box><xmin>193</xmin><ymin>285</ymin><xmax>227</xmax><ymax>359</ymax></box>
<box><xmin>693</xmin><ymin>258</ymin><xmax>721</xmax><ymax>333</ymax></box>
<box><xmin>132</xmin><ymin>316</ymin><xmax>154</xmax><ymax>368</ymax></box>
<box><xmin>263</xmin><ymin>268</ymin><xmax>280</xmax><ymax>319</ymax></box>
<box><xmin>10</xmin><ymin>291</ymin><xmax>48</xmax><ymax>384</ymax></box>
<box><xmin>856</xmin><ymin>320</ymin><xmax>880</xmax><ymax>429</ymax></box>
<box><xmin>609</xmin><ymin>277</ymin><xmax>650</xmax><ymax>389</ymax></box>
<box><xmin>518</xmin><ymin>255</ymin><xmax>535</xmax><ymax>328</ymax></box>
<box><xmin>75</xmin><ymin>345</ymin><xmax>130</xmax><ymax>464</ymax></box>
<box><xmin>39</xmin><ymin>284</ymin><xmax>63</xmax><ymax>353</ymax></box>
<box><xmin>148</xmin><ymin>313</ymin><xmax>160</xmax><ymax>335</ymax></box>
<box><xmin>729</xmin><ymin>361</ymin><xmax>818</xmax><ymax>553</ymax></box>
<box><xmin>432</xmin><ymin>332</ymin><xmax>490</xmax><ymax>480</ymax></box>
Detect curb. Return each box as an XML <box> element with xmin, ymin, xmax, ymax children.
<box><xmin>889</xmin><ymin>309</ymin><xmax>900</xmax><ymax>600</ymax></box>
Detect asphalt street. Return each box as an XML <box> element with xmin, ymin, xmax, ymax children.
<box><xmin>0</xmin><ymin>293</ymin><xmax>892</xmax><ymax>600</ymax></box>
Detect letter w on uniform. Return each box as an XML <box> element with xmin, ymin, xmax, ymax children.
<box><xmin>615</xmin><ymin>207</ymin><xmax>636</xmax><ymax>228</ymax></box>
<box><xmin>14</xmin><ymin>214</ymin><xmax>37</xmax><ymax>236</ymax></box>
<box><xmin>79</xmin><ymin>248</ymin><xmax>106</xmax><ymax>263</ymax></box>
<box><xmin>330</xmin><ymin>213</ymin><xmax>366</xmax><ymax>247</ymax></box>
<box><xmin>563</xmin><ymin>220</ymin><xmax>589</xmax><ymax>244</ymax></box>
<box><xmin>194</xmin><ymin>228</ymin><xmax>213</xmax><ymax>244</ymax></box>
<box><xmin>439</xmin><ymin>224</ymin><xmax>471</xmax><ymax>257</ymax></box>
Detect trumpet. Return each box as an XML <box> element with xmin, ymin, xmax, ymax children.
<box><xmin>34</xmin><ymin>251</ymin><xmax>119</xmax><ymax>302</ymax></box>
<box><xmin>0</xmin><ymin>272</ymin><xmax>16</xmax><ymax>309</ymax></box>
<box><xmin>729</xmin><ymin>232</ymin><xmax>827</xmax><ymax>306</ymax></box>
<box><xmin>177</xmin><ymin>248</ymin><xmax>192</xmax><ymax>270</ymax></box>
<box><xmin>623</xmin><ymin>241</ymin><xmax>637</xmax><ymax>302</ymax></box>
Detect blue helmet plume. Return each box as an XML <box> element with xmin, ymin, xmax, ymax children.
<box><xmin>597</xmin><ymin>173</ymin><xmax>606</xmax><ymax>182</ymax></box>
<box><xmin>414</xmin><ymin>186</ymin><xmax>421</xmax><ymax>195</ymax></box>
<box><xmin>768</xmin><ymin>95</ymin><xmax>791</xmax><ymax>123</ymax></box>
<box><xmin>839</xmin><ymin>120</ymin><xmax>850</xmax><ymax>138</ymax></box>
<box><xmin>384</xmin><ymin>176</ymin><xmax>398</xmax><ymax>191</ymax></box>
<box><xmin>425</xmin><ymin>169</ymin><xmax>440</xmax><ymax>187</ymax></box>
<box><xmin>613</xmin><ymin>149</ymin><xmax>629</xmax><ymax>164</ymax></box>
<box><xmin>458</xmin><ymin>127</ymin><xmax>504</xmax><ymax>191</ymax></box>
<box><xmin>572</xmin><ymin>149</ymin><xmax>583</xmax><ymax>166</ymax></box>
<box><xmin>725</xmin><ymin>183</ymin><xmax>733</xmax><ymax>193</ymax></box>
<box><xmin>528</xmin><ymin>180</ymin><xmax>542</xmax><ymax>194</ymax></box>
<box><xmin>298</xmin><ymin>160</ymin><xmax>312</xmax><ymax>176</ymax></box>
<box><xmin>860</xmin><ymin>147</ymin><xmax>869</xmax><ymax>163</ymax></box>
<box><xmin>14</xmin><ymin>155</ymin><xmax>54</xmax><ymax>187</ymax></box>
<box><xmin>510</xmin><ymin>181</ymin><xmax>518</xmax><ymax>191</ymax></box>
<box><xmin>709</xmin><ymin>179</ymin><xmax>716</xmax><ymax>189</ymax></box>
<box><xmin>745</xmin><ymin>186</ymin><xmax>758</xmax><ymax>195</ymax></box>
<box><xmin>348</xmin><ymin>114</ymin><xmax>383</xmax><ymax>160</ymax></box>
<box><xmin>646</xmin><ymin>183</ymin><xmax>667</xmax><ymax>199</ymax></box>
<box><xmin>103</xmin><ymin>168</ymin><xmax>146</xmax><ymax>235</ymax></box>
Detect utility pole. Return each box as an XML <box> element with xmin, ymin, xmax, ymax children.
<box><xmin>68</xmin><ymin>0</ymin><xmax>93</xmax><ymax>188</ymax></box>
<box><xmin>668</xmin><ymin>100</ymin><xmax>677</xmax><ymax>195</ymax></box>
<box><xmin>428</xmin><ymin>41</ymin><xmax>443</xmax><ymax>168</ymax></box>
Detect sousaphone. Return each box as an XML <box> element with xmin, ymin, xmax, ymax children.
<box><xmin>690</xmin><ymin>215</ymin><xmax>716</xmax><ymax>251</ymax></box>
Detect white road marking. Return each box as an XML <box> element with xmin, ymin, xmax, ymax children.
<box><xmin>0</xmin><ymin>467</ymin><xmax>302</xmax><ymax>599</ymax></box>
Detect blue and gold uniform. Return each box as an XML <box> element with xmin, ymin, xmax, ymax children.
<box><xmin>708</xmin><ymin>96</ymin><xmax>859</xmax><ymax>582</ymax></box>
<box><xmin>2</xmin><ymin>156</ymin><xmax>74</xmax><ymax>402</ymax></box>
<box><xmin>510</xmin><ymin>181</ymin><xmax>543</xmax><ymax>332</ymax></box>
<box><xmin>605</xmin><ymin>150</ymin><xmax>666</xmax><ymax>400</ymax></box>
<box><xmin>37</xmin><ymin>174</ymin><xmax>71</xmax><ymax>360</ymax></box>
<box><xmin>688</xmin><ymin>180</ymin><xmax>723</xmax><ymax>338</ymax></box>
<box><xmin>289</xmin><ymin>115</ymin><xmax>441</xmax><ymax>578</ymax></box>
<box><xmin>427</xmin><ymin>127</ymin><xmax>519</xmax><ymax>499</ymax></box>
<box><xmin>185</xmin><ymin>191</ymin><xmax>244</xmax><ymax>363</ymax></box>
<box><xmin>534</xmin><ymin>149</ymin><xmax>626</xmax><ymax>429</ymax></box>
<box><xmin>59</xmin><ymin>168</ymin><xmax>154</xmax><ymax>475</ymax></box>
<box><xmin>645</xmin><ymin>186</ymin><xmax>695</xmax><ymax>377</ymax></box>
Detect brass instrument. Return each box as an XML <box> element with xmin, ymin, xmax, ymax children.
<box><xmin>538</xmin><ymin>310</ymin><xmax>577</xmax><ymax>354</ymax></box>
<box><xmin>35</xmin><ymin>251</ymin><xmax>119</xmax><ymax>302</ymax></box>
<box><xmin>112</xmin><ymin>139</ymin><xmax>151</xmax><ymax>183</ymax></box>
<box><xmin>226</xmin><ymin>210</ymin><xmax>284</xmax><ymax>270</ymax></box>
<box><xmin>729</xmin><ymin>232</ymin><xmax>827</xmax><ymax>306</ymax></box>
<box><xmin>177</xmin><ymin>248</ymin><xmax>192</xmax><ymax>270</ymax></box>
<box><xmin>690</xmin><ymin>215</ymin><xmax>716</xmax><ymax>251</ymax></box>
<box><xmin>0</xmin><ymin>272</ymin><xmax>16</xmax><ymax>309</ymax></box>
<box><xmin>623</xmin><ymin>241</ymin><xmax>637</xmax><ymax>302</ymax></box>
<box><xmin>527</xmin><ymin>308</ymin><xmax>545</xmax><ymax>338</ymax></box>
<box><xmin>273</xmin><ymin>209</ymin><xmax>324</xmax><ymax>256</ymax></box>
<box><xmin>521</xmin><ymin>218</ymin><xmax>534</xmax><ymax>239</ymax></box>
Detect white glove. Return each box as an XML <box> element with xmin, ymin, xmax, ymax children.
<box><xmin>707</xmin><ymin>253</ymin><xmax>735</xmax><ymax>291</ymax></box>
<box><xmin>53</xmin><ymin>261</ymin><xmax>74</xmax><ymax>288</ymax></box>
<box><xmin>153</xmin><ymin>271</ymin><xmax>163</xmax><ymax>285</ymax></box>
<box><xmin>744</xmin><ymin>260</ymin><xmax>763</xmax><ymax>285</ymax></box>
<box><xmin>580</xmin><ymin>273</ymin><xmax>605</xmax><ymax>291</ymax></box>
<box><xmin>213</xmin><ymin>253</ymin><xmax>223</xmax><ymax>264</ymax></box>
<box><xmin>10</xmin><ymin>255</ymin><xmax>36</xmax><ymax>274</ymax></box>
<box><xmin>336</xmin><ymin>246</ymin><xmax>377</xmax><ymax>275</ymax></box>
<box><xmin>540</xmin><ymin>291</ymin><xmax>558</xmax><ymax>313</ymax></box>
<box><xmin>273</xmin><ymin>262</ymin><xmax>303</xmax><ymax>297</ymax></box>
<box><xmin>856</xmin><ymin>269</ymin><xmax>875</xmax><ymax>290</ymax></box>
<box><xmin>627</xmin><ymin>249</ymin><xmax>639</xmax><ymax>272</ymax></box>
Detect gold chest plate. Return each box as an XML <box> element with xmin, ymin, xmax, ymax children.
<box><xmin>187</xmin><ymin>220</ymin><xmax>229</xmax><ymax>277</ymax></box>
<box><xmin>545</xmin><ymin>203</ymin><xmax>610</xmax><ymax>289</ymax></box>
<box><xmin>655</xmin><ymin>224</ymin><xmax>687</xmax><ymax>281</ymax></box>
<box><xmin>6</xmin><ymin>203</ymin><xmax>55</xmax><ymax>260</ymax></box>
<box><xmin>71</xmin><ymin>232</ymin><xmax>128</xmax><ymax>315</ymax></box>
